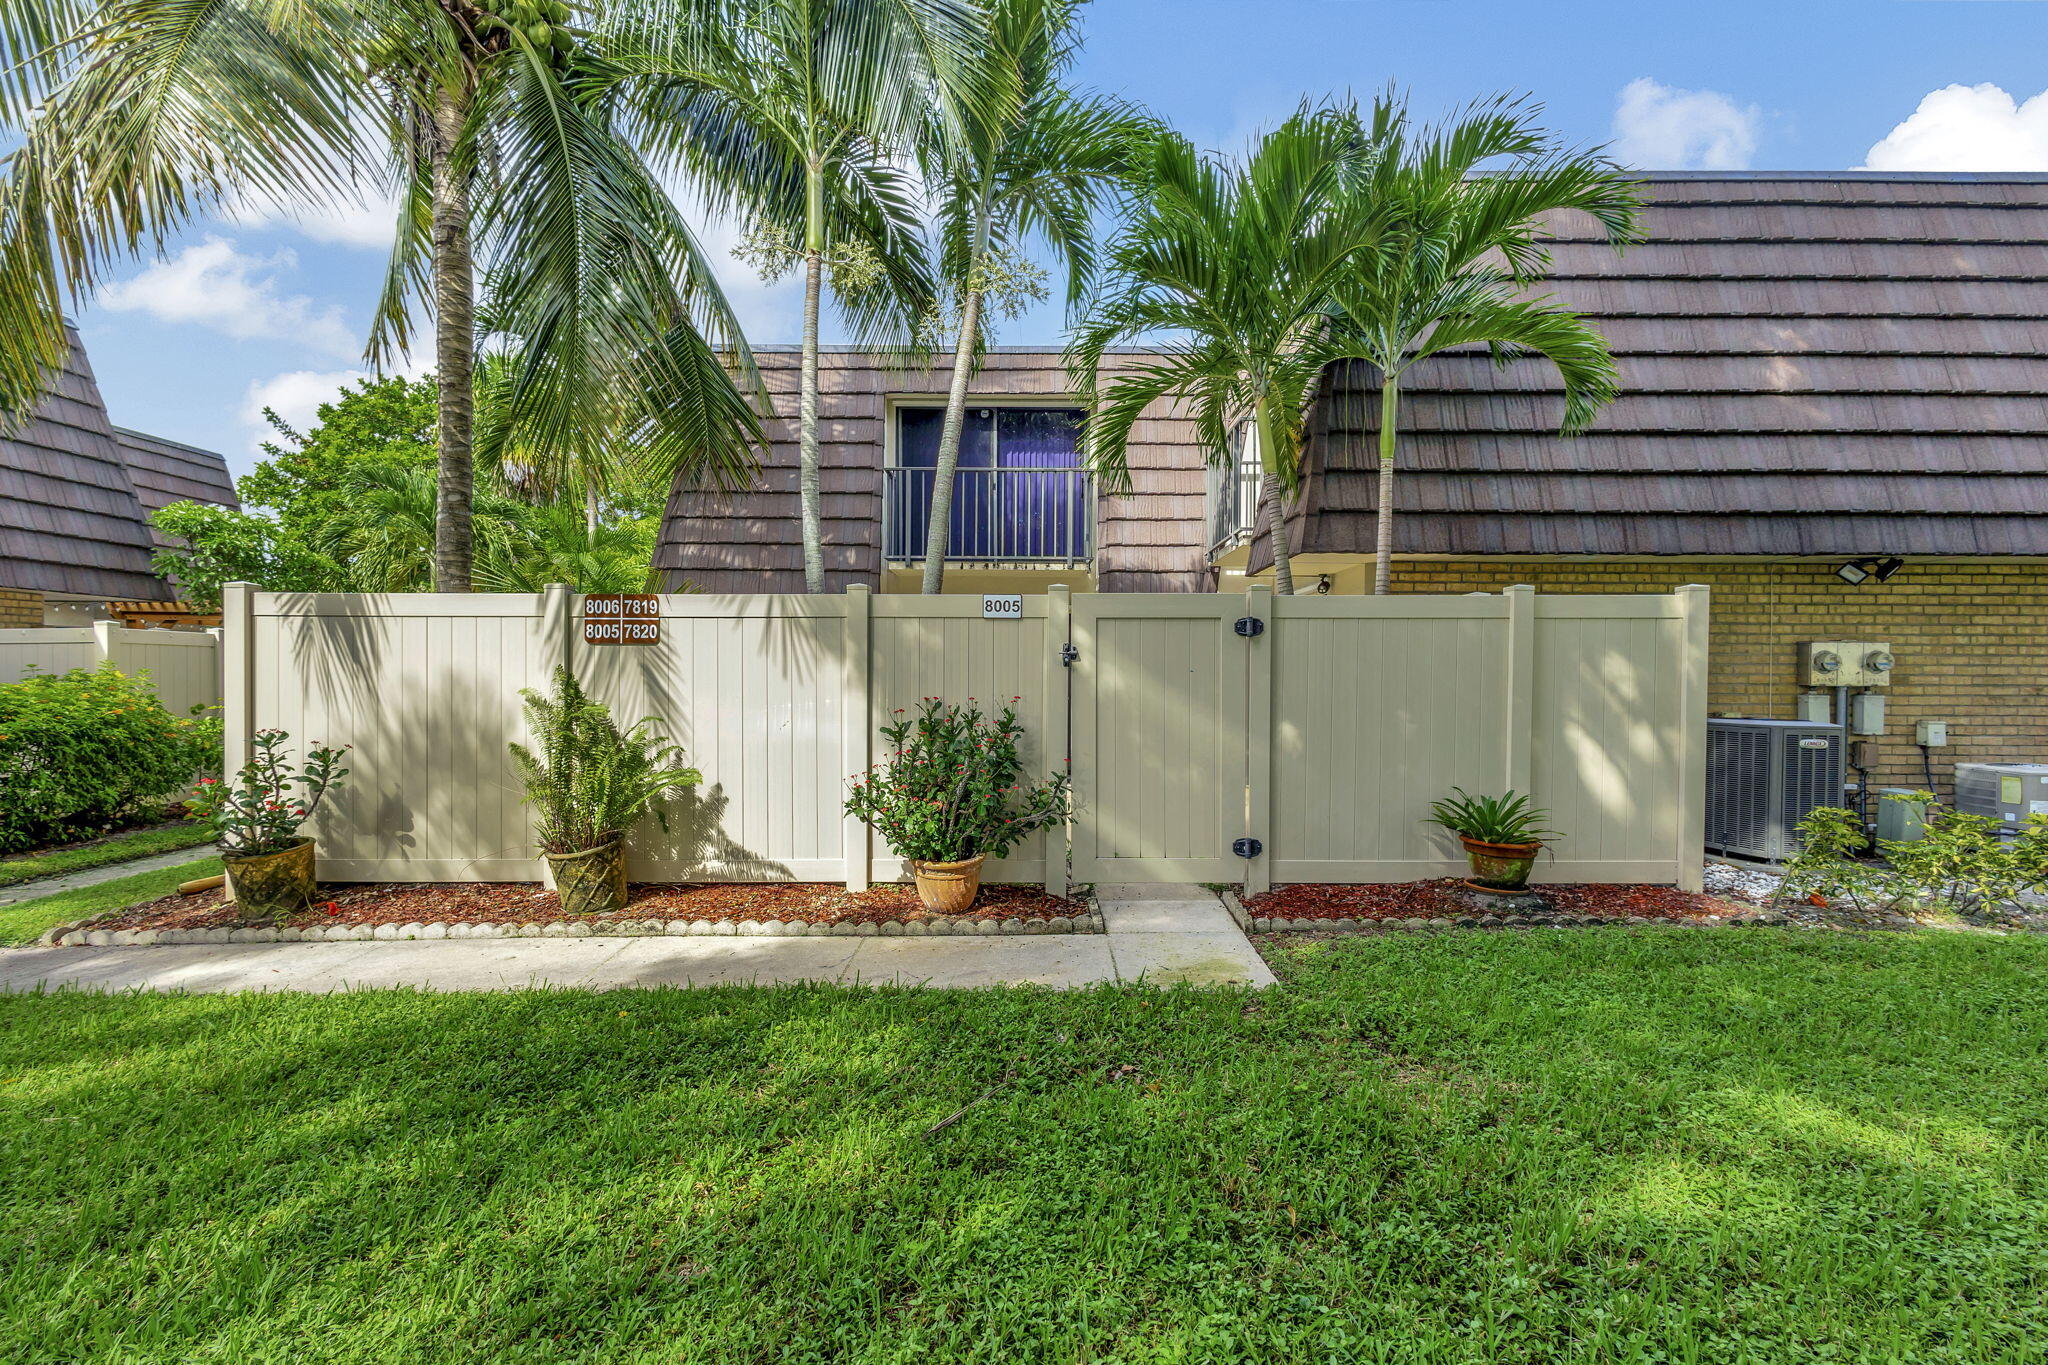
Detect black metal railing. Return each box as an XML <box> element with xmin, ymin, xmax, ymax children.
<box><xmin>882</xmin><ymin>465</ymin><xmax>1094</xmax><ymax>563</ymax></box>
<box><xmin>1207</xmin><ymin>434</ymin><xmax>1263</xmax><ymax>552</ymax></box>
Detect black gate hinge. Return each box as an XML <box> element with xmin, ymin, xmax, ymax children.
<box><xmin>1059</xmin><ymin>642</ymin><xmax>1080</xmax><ymax>666</ymax></box>
<box><xmin>1232</xmin><ymin>837</ymin><xmax>1263</xmax><ymax>859</ymax></box>
<box><xmin>1234</xmin><ymin>616</ymin><xmax>1265</xmax><ymax>638</ymax></box>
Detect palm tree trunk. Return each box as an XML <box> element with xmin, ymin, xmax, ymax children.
<box><xmin>798</xmin><ymin>163</ymin><xmax>827</xmax><ymax>594</ymax></box>
<box><xmin>1371</xmin><ymin>377</ymin><xmax>1399</xmax><ymax>595</ymax></box>
<box><xmin>920</xmin><ymin>288</ymin><xmax>983</xmax><ymax>594</ymax></box>
<box><xmin>584</xmin><ymin>481</ymin><xmax>599</xmax><ymax>537</ymax></box>
<box><xmin>1255</xmin><ymin>399</ymin><xmax>1294</xmax><ymax>595</ymax></box>
<box><xmin>430</xmin><ymin>83</ymin><xmax>476</xmax><ymax>593</ymax></box>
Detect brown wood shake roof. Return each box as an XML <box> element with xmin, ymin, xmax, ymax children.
<box><xmin>1264</xmin><ymin>172</ymin><xmax>2048</xmax><ymax>566</ymax></box>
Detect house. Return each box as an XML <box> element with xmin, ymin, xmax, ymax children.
<box><xmin>0</xmin><ymin>329</ymin><xmax>237</xmax><ymax>626</ymax></box>
<box><xmin>654</xmin><ymin>170</ymin><xmax>2048</xmax><ymax>799</ymax></box>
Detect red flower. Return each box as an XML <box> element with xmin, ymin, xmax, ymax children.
<box><xmin>324</xmin><ymin>901</ymin><xmax>340</xmax><ymax>915</ymax></box>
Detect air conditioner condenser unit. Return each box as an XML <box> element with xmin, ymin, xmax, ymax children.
<box><xmin>1706</xmin><ymin>718</ymin><xmax>1848</xmax><ymax>861</ymax></box>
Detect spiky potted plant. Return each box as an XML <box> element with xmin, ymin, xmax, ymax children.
<box><xmin>1426</xmin><ymin>788</ymin><xmax>1559</xmax><ymax>893</ymax></box>
<box><xmin>187</xmin><ymin>729</ymin><xmax>349</xmax><ymax>919</ymax></box>
<box><xmin>509</xmin><ymin>667</ymin><xmax>701</xmax><ymax>917</ymax></box>
<box><xmin>845</xmin><ymin>698</ymin><xmax>1071</xmax><ymax>911</ymax></box>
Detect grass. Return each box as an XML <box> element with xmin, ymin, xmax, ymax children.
<box><xmin>0</xmin><ymin>854</ymin><xmax>218</xmax><ymax>946</ymax></box>
<box><xmin>2</xmin><ymin>929</ymin><xmax>2045</xmax><ymax>1362</ymax></box>
<box><xmin>0</xmin><ymin>820</ymin><xmax>213</xmax><ymax>888</ymax></box>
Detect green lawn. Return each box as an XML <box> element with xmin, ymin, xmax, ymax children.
<box><xmin>0</xmin><ymin>855</ymin><xmax>219</xmax><ymax>946</ymax></box>
<box><xmin>0</xmin><ymin>820</ymin><xmax>213</xmax><ymax>888</ymax></box>
<box><xmin>3</xmin><ymin>930</ymin><xmax>2044</xmax><ymax>1362</ymax></box>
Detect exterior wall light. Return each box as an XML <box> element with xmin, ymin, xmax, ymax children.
<box><xmin>1836</xmin><ymin>556</ymin><xmax>1904</xmax><ymax>585</ymax></box>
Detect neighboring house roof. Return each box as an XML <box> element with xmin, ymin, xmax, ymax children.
<box><xmin>656</xmin><ymin>347</ymin><xmax>1212</xmax><ymax>592</ymax></box>
<box><xmin>1261</xmin><ymin>172</ymin><xmax>2048</xmax><ymax>567</ymax></box>
<box><xmin>113</xmin><ymin>426</ymin><xmax>240</xmax><ymax>551</ymax></box>
<box><xmin>0</xmin><ymin>328</ymin><xmax>237</xmax><ymax>600</ymax></box>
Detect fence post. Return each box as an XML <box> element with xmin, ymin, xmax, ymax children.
<box><xmin>540</xmin><ymin>582</ymin><xmax>575</xmax><ymax>680</ymax></box>
<box><xmin>1503</xmin><ymin>584</ymin><xmax>1536</xmax><ymax>794</ymax></box>
<box><xmin>221</xmin><ymin>581</ymin><xmax>256</xmax><ymax>777</ymax></box>
<box><xmin>842</xmin><ymin>584</ymin><xmax>872</xmax><ymax>892</ymax></box>
<box><xmin>1674</xmin><ymin>584</ymin><xmax>1711</xmax><ymax>892</ymax></box>
<box><xmin>89</xmin><ymin>618</ymin><xmax>119</xmax><ymax>672</ymax></box>
<box><xmin>1043</xmin><ymin>584</ymin><xmax>1072</xmax><ymax>898</ymax></box>
<box><xmin>1242</xmin><ymin>583</ymin><xmax>1274</xmax><ymax>898</ymax></box>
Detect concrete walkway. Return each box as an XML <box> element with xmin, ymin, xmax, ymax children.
<box><xmin>0</xmin><ymin>846</ymin><xmax>214</xmax><ymax>906</ymax></box>
<box><xmin>0</xmin><ymin>884</ymin><xmax>1276</xmax><ymax>994</ymax></box>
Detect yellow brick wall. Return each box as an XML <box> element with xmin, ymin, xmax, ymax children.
<box><xmin>0</xmin><ymin>587</ymin><xmax>41</xmax><ymax>628</ymax></box>
<box><xmin>1390</xmin><ymin>558</ymin><xmax>2048</xmax><ymax>800</ymax></box>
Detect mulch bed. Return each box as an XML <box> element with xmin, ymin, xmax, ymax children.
<box><xmin>1243</xmin><ymin>880</ymin><xmax>1751</xmax><ymax>923</ymax></box>
<box><xmin>93</xmin><ymin>880</ymin><xmax>1083</xmax><ymax>934</ymax></box>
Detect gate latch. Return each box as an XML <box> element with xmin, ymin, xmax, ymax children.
<box><xmin>1233</xmin><ymin>616</ymin><xmax>1265</xmax><ymax>638</ymax></box>
<box><xmin>1232</xmin><ymin>837</ymin><xmax>1263</xmax><ymax>859</ymax></box>
<box><xmin>1059</xmin><ymin>642</ymin><xmax>1080</xmax><ymax>666</ymax></box>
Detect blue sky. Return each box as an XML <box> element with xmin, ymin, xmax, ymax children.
<box><xmin>72</xmin><ymin>0</ymin><xmax>2048</xmax><ymax>478</ymax></box>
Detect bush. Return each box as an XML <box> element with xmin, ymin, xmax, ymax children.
<box><xmin>0</xmin><ymin>664</ymin><xmax>219</xmax><ymax>853</ymax></box>
<box><xmin>844</xmin><ymin>697</ymin><xmax>1070</xmax><ymax>863</ymax></box>
<box><xmin>1776</xmin><ymin>795</ymin><xmax>2048</xmax><ymax>918</ymax></box>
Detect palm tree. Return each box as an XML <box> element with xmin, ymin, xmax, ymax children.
<box><xmin>1335</xmin><ymin>96</ymin><xmax>1641</xmax><ymax>594</ymax></box>
<box><xmin>914</xmin><ymin>0</ymin><xmax>1150</xmax><ymax>594</ymax></box>
<box><xmin>607</xmin><ymin>0</ymin><xmax>993</xmax><ymax>592</ymax></box>
<box><xmin>1068</xmin><ymin>104</ymin><xmax>1390</xmax><ymax>595</ymax></box>
<box><xmin>0</xmin><ymin>0</ymin><xmax>763</xmax><ymax>591</ymax></box>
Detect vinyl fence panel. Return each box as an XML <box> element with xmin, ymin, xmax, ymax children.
<box><xmin>1</xmin><ymin>623</ymin><xmax>220</xmax><ymax>717</ymax></box>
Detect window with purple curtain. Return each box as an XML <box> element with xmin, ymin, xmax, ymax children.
<box><xmin>889</xmin><ymin>407</ymin><xmax>1088</xmax><ymax>560</ymax></box>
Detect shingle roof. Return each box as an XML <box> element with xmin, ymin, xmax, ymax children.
<box><xmin>1275</xmin><ymin>172</ymin><xmax>2048</xmax><ymax>564</ymax></box>
<box><xmin>0</xmin><ymin>329</ymin><xmax>236</xmax><ymax>599</ymax></box>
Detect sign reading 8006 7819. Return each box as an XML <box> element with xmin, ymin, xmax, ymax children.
<box><xmin>583</xmin><ymin>594</ymin><xmax>660</xmax><ymax>644</ymax></box>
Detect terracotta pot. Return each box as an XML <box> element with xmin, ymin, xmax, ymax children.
<box><xmin>547</xmin><ymin>834</ymin><xmax>628</xmax><ymax>917</ymax></box>
<box><xmin>222</xmin><ymin>837</ymin><xmax>315</xmax><ymax>920</ymax></box>
<box><xmin>910</xmin><ymin>854</ymin><xmax>986</xmax><ymax>913</ymax></box>
<box><xmin>1458</xmin><ymin>835</ymin><xmax>1542</xmax><ymax>891</ymax></box>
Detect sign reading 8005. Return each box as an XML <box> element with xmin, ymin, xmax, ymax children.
<box><xmin>583</xmin><ymin>594</ymin><xmax>661</xmax><ymax>644</ymax></box>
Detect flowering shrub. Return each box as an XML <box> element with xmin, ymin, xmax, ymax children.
<box><xmin>187</xmin><ymin>729</ymin><xmax>350</xmax><ymax>858</ymax></box>
<box><xmin>0</xmin><ymin>663</ymin><xmax>220</xmax><ymax>853</ymax></box>
<box><xmin>844</xmin><ymin>697</ymin><xmax>1069</xmax><ymax>863</ymax></box>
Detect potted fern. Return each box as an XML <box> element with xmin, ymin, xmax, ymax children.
<box><xmin>509</xmin><ymin>667</ymin><xmax>701</xmax><ymax>916</ymax></box>
<box><xmin>1426</xmin><ymin>788</ymin><xmax>1559</xmax><ymax>893</ymax></box>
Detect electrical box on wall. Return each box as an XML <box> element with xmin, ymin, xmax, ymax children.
<box><xmin>1850</xmin><ymin>693</ymin><xmax>1886</xmax><ymax>735</ymax></box>
<box><xmin>1916</xmin><ymin>720</ymin><xmax>1949</xmax><ymax>747</ymax></box>
<box><xmin>1796</xmin><ymin>693</ymin><xmax>1832</xmax><ymax>723</ymax></box>
<box><xmin>1799</xmin><ymin>641</ymin><xmax>1896</xmax><ymax>687</ymax></box>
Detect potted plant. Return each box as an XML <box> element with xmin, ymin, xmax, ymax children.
<box><xmin>186</xmin><ymin>729</ymin><xmax>349</xmax><ymax>919</ymax></box>
<box><xmin>508</xmin><ymin>666</ymin><xmax>701</xmax><ymax>917</ymax></box>
<box><xmin>845</xmin><ymin>697</ymin><xmax>1071</xmax><ymax>912</ymax></box>
<box><xmin>1426</xmin><ymin>788</ymin><xmax>1559</xmax><ymax>893</ymax></box>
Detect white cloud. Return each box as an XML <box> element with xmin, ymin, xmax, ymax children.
<box><xmin>225</xmin><ymin>185</ymin><xmax>402</xmax><ymax>250</ymax></box>
<box><xmin>1610</xmin><ymin>77</ymin><xmax>1759</xmax><ymax>170</ymax></box>
<box><xmin>97</xmin><ymin>237</ymin><xmax>359</xmax><ymax>357</ymax></box>
<box><xmin>239</xmin><ymin>368</ymin><xmax>371</xmax><ymax>455</ymax></box>
<box><xmin>1862</xmin><ymin>83</ymin><xmax>2048</xmax><ymax>171</ymax></box>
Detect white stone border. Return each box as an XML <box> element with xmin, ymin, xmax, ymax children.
<box><xmin>42</xmin><ymin>908</ymin><xmax>1106</xmax><ymax>947</ymax></box>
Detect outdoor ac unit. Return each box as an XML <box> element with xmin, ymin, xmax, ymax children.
<box><xmin>1953</xmin><ymin>763</ymin><xmax>2048</xmax><ymax>836</ymax></box>
<box><xmin>1705</xmin><ymin>718</ymin><xmax>1848</xmax><ymax>861</ymax></box>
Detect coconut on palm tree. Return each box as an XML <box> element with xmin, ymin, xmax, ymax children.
<box><xmin>913</xmin><ymin>0</ymin><xmax>1151</xmax><ymax>594</ymax></box>
<box><xmin>612</xmin><ymin>0</ymin><xmax>995</xmax><ymax>592</ymax></box>
<box><xmin>0</xmin><ymin>0</ymin><xmax>765</xmax><ymax>590</ymax></box>
<box><xmin>1068</xmin><ymin>103</ymin><xmax>1390</xmax><ymax>595</ymax></box>
<box><xmin>1333</xmin><ymin>95</ymin><xmax>1641</xmax><ymax>594</ymax></box>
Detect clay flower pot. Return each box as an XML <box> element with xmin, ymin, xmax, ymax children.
<box><xmin>910</xmin><ymin>854</ymin><xmax>986</xmax><ymax>913</ymax></box>
<box><xmin>222</xmin><ymin>838</ymin><xmax>316</xmax><ymax>920</ymax></box>
<box><xmin>1459</xmin><ymin>836</ymin><xmax>1543</xmax><ymax>892</ymax></box>
<box><xmin>547</xmin><ymin>834</ymin><xmax>628</xmax><ymax>917</ymax></box>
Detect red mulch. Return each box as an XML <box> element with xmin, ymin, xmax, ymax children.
<box><xmin>92</xmin><ymin>880</ymin><xmax>1082</xmax><ymax>933</ymax></box>
<box><xmin>1242</xmin><ymin>879</ymin><xmax>1750</xmax><ymax>922</ymax></box>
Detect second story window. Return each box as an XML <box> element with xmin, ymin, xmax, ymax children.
<box><xmin>885</xmin><ymin>406</ymin><xmax>1092</xmax><ymax>563</ymax></box>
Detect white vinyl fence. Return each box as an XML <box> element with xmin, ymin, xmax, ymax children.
<box><xmin>0</xmin><ymin>622</ymin><xmax>221</xmax><ymax>717</ymax></box>
<box><xmin>224</xmin><ymin>582</ymin><xmax>1708</xmax><ymax>892</ymax></box>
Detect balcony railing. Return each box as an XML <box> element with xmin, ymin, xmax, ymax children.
<box><xmin>883</xmin><ymin>464</ymin><xmax>1094</xmax><ymax>564</ymax></box>
<box><xmin>1207</xmin><ymin>427</ymin><xmax>1263</xmax><ymax>553</ymax></box>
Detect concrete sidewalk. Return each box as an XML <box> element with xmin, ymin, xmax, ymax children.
<box><xmin>0</xmin><ymin>846</ymin><xmax>214</xmax><ymax>906</ymax></box>
<box><xmin>0</xmin><ymin>884</ymin><xmax>1276</xmax><ymax>994</ymax></box>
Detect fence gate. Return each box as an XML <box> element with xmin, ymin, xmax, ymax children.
<box><xmin>1069</xmin><ymin>594</ymin><xmax>1254</xmax><ymax>883</ymax></box>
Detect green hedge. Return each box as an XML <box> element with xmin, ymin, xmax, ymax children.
<box><xmin>0</xmin><ymin>664</ymin><xmax>221</xmax><ymax>854</ymax></box>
